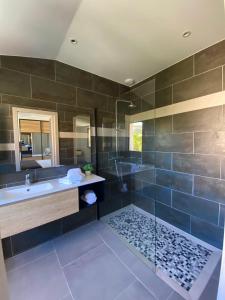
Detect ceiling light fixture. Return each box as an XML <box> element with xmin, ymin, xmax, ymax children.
<box><xmin>182</xmin><ymin>31</ymin><xmax>191</xmax><ymax>38</ymax></box>
<box><xmin>70</xmin><ymin>38</ymin><xmax>78</xmax><ymax>45</ymax></box>
<box><xmin>124</xmin><ymin>78</ymin><xmax>135</xmax><ymax>86</ymax></box>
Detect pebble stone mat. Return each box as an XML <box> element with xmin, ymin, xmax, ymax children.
<box><xmin>103</xmin><ymin>205</ymin><xmax>213</xmax><ymax>292</ymax></box>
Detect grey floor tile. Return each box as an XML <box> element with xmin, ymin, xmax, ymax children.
<box><xmin>115</xmin><ymin>281</ymin><xmax>156</xmax><ymax>300</ymax></box>
<box><xmin>53</xmin><ymin>223</ymin><xmax>103</xmax><ymax>266</ymax></box>
<box><xmin>61</xmin><ymin>294</ymin><xmax>73</xmax><ymax>300</ymax></box>
<box><xmin>8</xmin><ymin>252</ymin><xmax>69</xmax><ymax>300</ymax></box>
<box><xmin>199</xmin><ymin>277</ymin><xmax>219</xmax><ymax>300</ymax></box>
<box><xmin>99</xmin><ymin>226</ymin><xmax>131</xmax><ymax>255</ymax></box>
<box><xmin>130</xmin><ymin>260</ymin><xmax>173</xmax><ymax>299</ymax></box>
<box><xmin>6</xmin><ymin>241</ymin><xmax>53</xmax><ymax>272</ymax></box>
<box><xmin>64</xmin><ymin>243</ymin><xmax>134</xmax><ymax>300</ymax></box>
<box><xmin>167</xmin><ymin>291</ymin><xmax>185</xmax><ymax>300</ymax></box>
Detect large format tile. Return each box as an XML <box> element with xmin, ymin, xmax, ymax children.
<box><xmin>194</xmin><ymin>131</ymin><xmax>225</xmax><ymax>155</ymax></box>
<box><xmin>155</xmin><ymin>116</ymin><xmax>172</xmax><ymax>134</ymax></box>
<box><xmin>31</xmin><ymin>76</ymin><xmax>75</xmax><ymax>105</ymax></box>
<box><xmin>6</xmin><ymin>241</ymin><xmax>54</xmax><ymax>272</ymax></box>
<box><xmin>77</xmin><ymin>88</ymin><xmax>108</xmax><ymax>111</ymax></box>
<box><xmin>194</xmin><ymin>176</ymin><xmax>225</xmax><ymax>204</ymax></box>
<box><xmin>173</xmin><ymin>106</ymin><xmax>223</xmax><ymax>133</ymax></box>
<box><xmin>64</xmin><ymin>244</ymin><xmax>134</xmax><ymax>300</ymax></box>
<box><xmin>1</xmin><ymin>56</ymin><xmax>55</xmax><ymax>79</ymax></box>
<box><xmin>0</xmin><ymin>68</ymin><xmax>30</xmax><ymax>97</ymax></box>
<box><xmin>155</xmin><ymin>202</ymin><xmax>191</xmax><ymax>232</ymax></box>
<box><xmin>173</xmin><ymin>68</ymin><xmax>222</xmax><ymax>103</ymax></box>
<box><xmin>156</xmin><ymin>169</ymin><xmax>193</xmax><ymax>194</ymax></box>
<box><xmin>53</xmin><ymin>223</ymin><xmax>103</xmax><ymax>266</ymax></box>
<box><xmin>173</xmin><ymin>153</ymin><xmax>220</xmax><ymax>178</ymax></box>
<box><xmin>130</xmin><ymin>259</ymin><xmax>173</xmax><ymax>299</ymax></box>
<box><xmin>155</xmin><ymin>86</ymin><xmax>172</xmax><ymax>108</ymax></box>
<box><xmin>191</xmin><ymin>216</ymin><xmax>224</xmax><ymax>248</ymax></box>
<box><xmin>172</xmin><ymin>190</ymin><xmax>219</xmax><ymax>225</ymax></box>
<box><xmin>8</xmin><ymin>252</ymin><xmax>69</xmax><ymax>300</ymax></box>
<box><xmin>115</xmin><ymin>281</ymin><xmax>155</xmax><ymax>300</ymax></box>
<box><xmin>154</xmin><ymin>133</ymin><xmax>193</xmax><ymax>153</ymax></box>
<box><xmin>56</xmin><ymin>61</ymin><xmax>92</xmax><ymax>89</ymax></box>
<box><xmin>156</xmin><ymin>57</ymin><xmax>193</xmax><ymax>90</ymax></box>
<box><xmin>195</xmin><ymin>40</ymin><xmax>225</xmax><ymax>74</ymax></box>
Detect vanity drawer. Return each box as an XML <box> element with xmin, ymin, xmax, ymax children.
<box><xmin>0</xmin><ymin>188</ymin><xmax>79</xmax><ymax>238</ymax></box>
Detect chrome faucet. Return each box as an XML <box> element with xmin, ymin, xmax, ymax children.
<box><xmin>25</xmin><ymin>174</ymin><xmax>31</xmax><ymax>188</ymax></box>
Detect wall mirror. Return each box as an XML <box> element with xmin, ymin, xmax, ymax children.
<box><xmin>12</xmin><ymin>107</ymin><xmax>59</xmax><ymax>171</ymax></box>
<box><xmin>74</xmin><ymin>115</ymin><xmax>91</xmax><ymax>165</ymax></box>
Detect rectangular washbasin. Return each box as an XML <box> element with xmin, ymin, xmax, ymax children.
<box><xmin>6</xmin><ymin>182</ymin><xmax>54</xmax><ymax>197</ymax></box>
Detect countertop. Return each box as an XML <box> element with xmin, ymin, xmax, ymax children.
<box><xmin>0</xmin><ymin>174</ymin><xmax>105</xmax><ymax>206</ymax></box>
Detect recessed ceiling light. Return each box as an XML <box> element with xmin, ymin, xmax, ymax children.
<box><xmin>182</xmin><ymin>31</ymin><xmax>191</xmax><ymax>38</ymax></box>
<box><xmin>124</xmin><ymin>78</ymin><xmax>135</xmax><ymax>85</ymax></box>
<box><xmin>70</xmin><ymin>38</ymin><xmax>78</xmax><ymax>45</ymax></box>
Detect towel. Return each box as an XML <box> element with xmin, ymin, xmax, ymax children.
<box><xmin>59</xmin><ymin>168</ymin><xmax>84</xmax><ymax>184</ymax></box>
<box><xmin>81</xmin><ymin>190</ymin><xmax>97</xmax><ymax>205</ymax></box>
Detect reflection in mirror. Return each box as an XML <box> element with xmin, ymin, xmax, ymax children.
<box><xmin>13</xmin><ymin>108</ymin><xmax>59</xmax><ymax>171</ymax></box>
<box><xmin>19</xmin><ymin>119</ymin><xmax>52</xmax><ymax>170</ymax></box>
<box><xmin>74</xmin><ymin>115</ymin><xmax>91</xmax><ymax>165</ymax></box>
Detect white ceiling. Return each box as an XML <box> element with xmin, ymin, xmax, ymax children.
<box><xmin>0</xmin><ymin>0</ymin><xmax>225</xmax><ymax>85</ymax></box>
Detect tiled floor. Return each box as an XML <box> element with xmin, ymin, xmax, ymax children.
<box><xmin>103</xmin><ymin>205</ymin><xmax>218</xmax><ymax>293</ymax></box>
<box><xmin>6</xmin><ymin>221</ymin><xmax>220</xmax><ymax>300</ymax></box>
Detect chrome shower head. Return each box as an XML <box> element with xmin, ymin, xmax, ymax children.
<box><xmin>128</xmin><ymin>101</ymin><xmax>136</xmax><ymax>108</ymax></box>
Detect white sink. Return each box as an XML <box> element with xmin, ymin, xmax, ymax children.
<box><xmin>6</xmin><ymin>182</ymin><xmax>53</xmax><ymax>197</ymax></box>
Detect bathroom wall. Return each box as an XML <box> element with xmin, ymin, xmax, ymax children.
<box><xmin>0</xmin><ymin>55</ymin><xmax>128</xmax><ymax>175</ymax></box>
<box><xmin>0</xmin><ymin>56</ymin><xmax>127</xmax><ymax>257</ymax></box>
<box><xmin>128</xmin><ymin>39</ymin><xmax>225</xmax><ymax>248</ymax></box>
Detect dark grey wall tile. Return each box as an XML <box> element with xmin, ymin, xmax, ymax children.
<box><xmin>195</xmin><ymin>40</ymin><xmax>225</xmax><ymax>74</ymax></box>
<box><xmin>156</xmin><ymin>57</ymin><xmax>193</xmax><ymax>90</ymax></box>
<box><xmin>142</xmin><ymin>184</ymin><xmax>171</xmax><ymax>205</ymax></box>
<box><xmin>142</xmin><ymin>151</ymin><xmax>155</xmax><ymax>165</ymax></box>
<box><xmin>0</xmin><ymin>68</ymin><xmax>30</xmax><ymax>97</ymax></box>
<box><xmin>173</xmin><ymin>68</ymin><xmax>222</xmax><ymax>103</ymax></box>
<box><xmin>154</xmin><ymin>133</ymin><xmax>193</xmax><ymax>153</ymax></box>
<box><xmin>0</xmin><ymin>103</ymin><xmax>10</xmax><ymax>116</ymax></box>
<box><xmin>143</xmin><ymin>119</ymin><xmax>155</xmax><ymax>136</ymax></box>
<box><xmin>77</xmin><ymin>88</ymin><xmax>108</xmax><ymax>111</ymax></box>
<box><xmin>55</xmin><ymin>61</ymin><xmax>92</xmax><ymax>90</ymax></box>
<box><xmin>92</xmin><ymin>75</ymin><xmax>119</xmax><ymax>96</ymax></box>
<box><xmin>132</xmin><ymin>79</ymin><xmax>155</xmax><ymax>97</ymax></box>
<box><xmin>142</xmin><ymin>136</ymin><xmax>154</xmax><ymax>151</ymax></box>
<box><xmin>0</xmin><ymin>116</ymin><xmax>13</xmax><ymax>130</ymax></box>
<box><xmin>155</xmin><ymin>152</ymin><xmax>171</xmax><ymax>170</ymax></box>
<box><xmin>156</xmin><ymin>169</ymin><xmax>193</xmax><ymax>193</ymax></box>
<box><xmin>2</xmin><ymin>95</ymin><xmax>57</xmax><ymax>111</ymax></box>
<box><xmin>173</xmin><ymin>106</ymin><xmax>223</xmax><ymax>133</ymax></box>
<box><xmin>220</xmin><ymin>157</ymin><xmax>225</xmax><ymax>180</ymax></box>
<box><xmin>155</xmin><ymin>116</ymin><xmax>172</xmax><ymax>134</ymax></box>
<box><xmin>155</xmin><ymin>87</ymin><xmax>172</xmax><ymax>108</ymax></box>
<box><xmin>194</xmin><ymin>131</ymin><xmax>225</xmax><ymax>155</ymax></box>
<box><xmin>0</xmin><ymin>130</ymin><xmax>12</xmax><ymax>143</ymax></box>
<box><xmin>191</xmin><ymin>216</ymin><xmax>224</xmax><ymax>248</ymax></box>
<box><xmin>172</xmin><ymin>190</ymin><xmax>219</xmax><ymax>225</ymax></box>
<box><xmin>1</xmin><ymin>56</ymin><xmax>55</xmax><ymax>79</ymax></box>
<box><xmin>134</xmin><ymin>169</ymin><xmax>155</xmax><ymax>184</ymax></box>
<box><xmin>134</xmin><ymin>194</ymin><xmax>155</xmax><ymax>214</ymax></box>
<box><xmin>194</xmin><ymin>176</ymin><xmax>225</xmax><ymax>204</ymax></box>
<box><xmin>173</xmin><ymin>153</ymin><xmax>220</xmax><ymax>178</ymax></box>
<box><xmin>59</xmin><ymin>121</ymin><xmax>73</xmax><ymax>132</ymax></box>
<box><xmin>219</xmin><ymin>204</ymin><xmax>225</xmax><ymax>227</ymax></box>
<box><xmin>31</xmin><ymin>76</ymin><xmax>75</xmax><ymax>105</ymax></box>
<box><xmin>156</xmin><ymin>202</ymin><xmax>190</xmax><ymax>232</ymax></box>
<box><xmin>141</xmin><ymin>93</ymin><xmax>155</xmax><ymax>111</ymax></box>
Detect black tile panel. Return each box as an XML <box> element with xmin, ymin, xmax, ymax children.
<box><xmin>142</xmin><ymin>184</ymin><xmax>171</xmax><ymax>205</ymax></box>
<box><xmin>173</xmin><ymin>68</ymin><xmax>222</xmax><ymax>103</ymax></box>
<box><xmin>172</xmin><ymin>190</ymin><xmax>219</xmax><ymax>225</ymax></box>
<box><xmin>173</xmin><ymin>153</ymin><xmax>220</xmax><ymax>178</ymax></box>
<box><xmin>156</xmin><ymin>169</ymin><xmax>193</xmax><ymax>193</ymax></box>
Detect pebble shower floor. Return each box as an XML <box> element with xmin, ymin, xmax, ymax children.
<box><xmin>103</xmin><ymin>205</ymin><xmax>213</xmax><ymax>292</ymax></box>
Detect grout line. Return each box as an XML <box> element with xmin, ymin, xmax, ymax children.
<box><xmin>99</xmin><ymin>238</ymin><xmax>158</xmax><ymax>300</ymax></box>
<box><xmin>113</xmin><ymin>280</ymin><xmax>137</xmax><ymax>300</ymax></box>
<box><xmin>54</xmin><ymin>249</ymin><xmax>75</xmax><ymax>300</ymax></box>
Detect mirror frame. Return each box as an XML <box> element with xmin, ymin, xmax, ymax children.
<box><xmin>12</xmin><ymin>107</ymin><xmax>59</xmax><ymax>171</ymax></box>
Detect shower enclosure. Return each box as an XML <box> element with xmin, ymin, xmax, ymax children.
<box><xmin>96</xmin><ymin>83</ymin><xmax>222</xmax><ymax>299</ymax></box>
